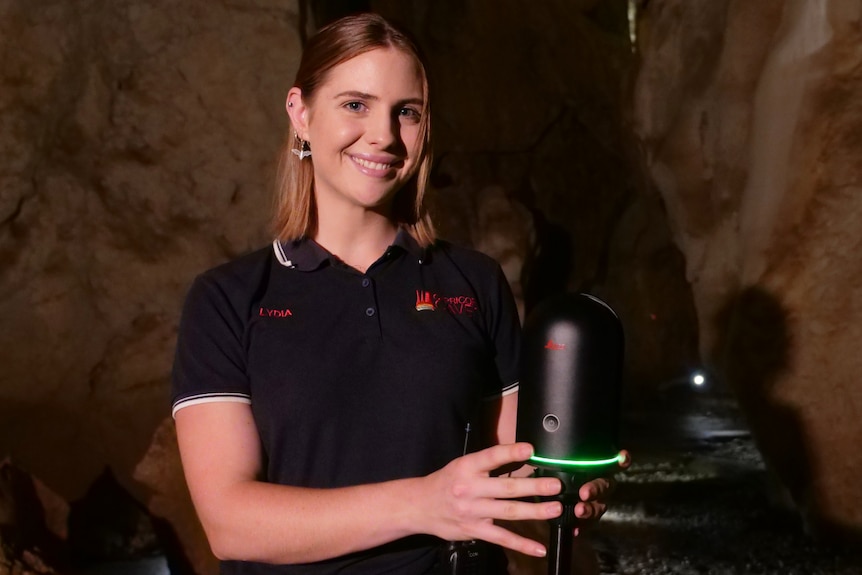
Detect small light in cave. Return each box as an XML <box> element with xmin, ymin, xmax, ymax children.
<box><xmin>628</xmin><ymin>0</ymin><xmax>638</xmax><ymax>51</ymax></box>
<box><xmin>692</xmin><ymin>372</ymin><xmax>706</xmax><ymax>387</ymax></box>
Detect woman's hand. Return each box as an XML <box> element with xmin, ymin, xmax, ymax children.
<box><xmin>572</xmin><ymin>449</ymin><xmax>631</xmax><ymax>535</ymax></box>
<box><xmin>416</xmin><ymin>442</ymin><xmax>564</xmax><ymax>557</ymax></box>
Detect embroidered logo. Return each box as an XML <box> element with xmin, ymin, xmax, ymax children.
<box><xmin>414</xmin><ymin>290</ymin><xmax>478</xmax><ymax>316</ymax></box>
<box><xmin>259</xmin><ymin>307</ymin><xmax>293</xmax><ymax>318</ymax></box>
<box><xmin>415</xmin><ymin>290</ymin><xmax>436</xmax><ymax>311</ymax></box>
<box><xmin>544</xmin><ymin>339</ymin><xmax>566</xmax><ymax>350</ymax></box>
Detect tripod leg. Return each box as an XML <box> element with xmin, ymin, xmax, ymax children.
<box><xmin>548</xmin><ymin>521</ymin><xmax>572</xmax><ymax>575</ymax></box>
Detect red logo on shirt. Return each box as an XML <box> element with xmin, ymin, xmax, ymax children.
<box><xmin>544</xmin><ymin>339</ymin><xmax>566</xmax><ymax>350</ymax></box>
<box><xmin>259</xmin><ymin>307</ymin><xmax>292</xmax><ymax>318</ymax></box>
<box><xmin>443</xmin><ymin>295</ymin><xmax>478</xmax><ymax>315</ymax></box>
<box><xmin>415</xmin><ymin>291</ymin><xmax>437</xmax><ymax>311</ymax></box>
<box><xmin>414</xmin><ymin>290</ymin><xmax>478</xmax><ymax>316</ymax></box>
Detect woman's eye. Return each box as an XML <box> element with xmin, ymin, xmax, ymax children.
<box><xmin>399</xmin><ymin>107</ymin><xmax>421</xmax><ymax>122</ymax></box>
<box><xmin>345</xmin><ymin>101</ymin><xmax>365</xmax><ymax>112</ymax></box>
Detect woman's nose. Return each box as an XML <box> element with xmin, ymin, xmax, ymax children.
<box><xmin>366</xmin><ymin>110</ymin><xmax>400</xmax><ymax>148</ymax></box>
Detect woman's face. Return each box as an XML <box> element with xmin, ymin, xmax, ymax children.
<box><xmin>293</xmin><ymin>47</ymin><xmax>425</xmax><ymax>216</ymax></box>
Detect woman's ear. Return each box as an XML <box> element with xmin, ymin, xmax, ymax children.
<box><xmin>286</xmin><ymin>87</ymin><xmax>310</xmax><ymax>139</ymax></box>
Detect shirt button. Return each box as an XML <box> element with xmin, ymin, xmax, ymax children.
<box><xmin>366</xmin><ymin>307</ymin><xmax>375</xmax><ymax>317</ymax></box>
<box><xmin>362</xmin><ymin>278</ymin><xmax>371</xmax><ymax>288</ymax></box>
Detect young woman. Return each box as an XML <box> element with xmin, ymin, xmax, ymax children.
<box><xmin>172</xmin><ymin>13</ymin><xmax>622</xmax><ymax>574</ymax></box>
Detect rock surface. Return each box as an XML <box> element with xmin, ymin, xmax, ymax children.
<box><xmin>0</xmin><ymin>0</ymin><xmax>300</xmax><ymax>475</ymax></box>
<box><xmin>376</xmin><ymin>0</ymin><xmax>700</xmax><ymax>383</ymax></box>
<box><xmin>633</xmin><ymin>0</ymin><xmax>862</xmax><ymax>540</ymax></box>
<box><xmin>7</xmin><ymin>0</ymin><xmax>859</xmax><ymax>573</ymax></box>
<box><xmin>0</xmin><ymin>1</ymin><xmax>299</xmax><ymax>572</ymax></box>
<box><xmin>0</xmin><ymin>460</ymin><xmax>64</xmax><ymax>574</ymax></box>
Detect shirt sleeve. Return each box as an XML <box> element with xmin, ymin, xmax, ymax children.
<box><xmin>170</xmin><ymin>273</ymin><xmax>252</xmax><ymax>417</ymax></box>
<box><xmin>484</xmin><ymin>263</ymin><xmax>521</xmax><ymax>398</ymax></box>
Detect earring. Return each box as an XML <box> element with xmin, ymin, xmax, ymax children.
<box><xmin>291</xmin><ymin>133</ymin><xmax>311</xmax><ymax>160</ymax></box>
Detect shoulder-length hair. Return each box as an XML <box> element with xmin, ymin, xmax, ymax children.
<box><xmin>272</xmin><ymin>13</ymin><xmax>436</xmax><ymax>246</ymax></box>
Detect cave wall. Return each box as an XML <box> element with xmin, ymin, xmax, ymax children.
<box><xmin>7</xmin><ymin>0</ymin><xmax>862</xmax><ymax>568</ymax></box>
<box><xmin>0</xmin><ymin>1</ymin><xmax>301</xmax><ymax>572</ymax></box>
<box><xmin>374</xmin><ymin>0</ymin><xmax>700</xmax><ymax>386</ymax></box>
<box><xmin>633</xmin><ymin>0</ymin><xmax>862</xmax><ymax>540</ymax></box>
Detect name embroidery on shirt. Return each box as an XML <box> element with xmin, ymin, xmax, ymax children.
<box><xmin>544</xmin><ymin>339</ymin><xmax>566</xmax><ymax>351</ymax></box>
<box><xmin>415</xmin><ymin>290</ymin><xmax>478</xmax><ymax>316</ymax></box>
<box><xmin>259</xmin><ymin>307</ymin><xmax>293</xmax><ymax>318</ymax></box>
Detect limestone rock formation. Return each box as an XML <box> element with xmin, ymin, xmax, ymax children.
<box><xmin>0</xmin><ymin>0</ymin><xmax>300</xmax><ymax>477</ymax></box>
<box><xmin>377</xmin><ymin>0</ymin><xmax>700</xmax><ymax>384</ymax></box>
<box><xmin>0</xmin><ymin>460</ymin><xmax>64</xmax><ymax>575</ymax></box>
<box><xmin>0</xmin><ymin>1</ymin><xmax>300</xmax><ymax>571</ymax></box>
<box><xmin>0</xmin><ymin>0</ymin><xmax>702</xmax><ymax>573</ymax></box>
<box><xmin>633</xmin><ymin>0</ymin><xmax>862</xmax><ymax>540</ymax></box>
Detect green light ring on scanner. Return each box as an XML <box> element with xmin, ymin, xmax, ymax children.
<box><xmin>529</xmin><ymin>451</ymin><xmax>624</xmax><ymax>468</ymax></box>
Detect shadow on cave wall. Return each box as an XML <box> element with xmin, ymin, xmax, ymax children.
<box><xmin>68</xmin><ymin>469</ymin><xmax>196</xmax><ymax>575</ymax></box>
<box><xmin>521</xmin><ymin>209</ymin><xmax>573</xmax><ymax>316</ymax></box>
<box><xmin>0</xmin><ymin>461</ymin><xmax>195</xmax><ymax>575</ymax></box>
<box><xmin>299</xmin><ymin>0</ymin><xmax>372</xmax><ymax>44</ymax></box>
<box><xmin>712</xmin><ymin>286</ymin><xmax>815</xmax><ymax>529</ymax></box>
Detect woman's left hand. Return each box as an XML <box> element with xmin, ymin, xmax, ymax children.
<box><xmin>572</xmin><ymin>449</ymin><xmax>631</xmax><ymax>535</ymax></box>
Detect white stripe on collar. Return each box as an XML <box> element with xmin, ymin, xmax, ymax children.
<box><xmin>272</xmin><ymin>239</ymin><xmax>294</xmax><ymax>268</ymax></box>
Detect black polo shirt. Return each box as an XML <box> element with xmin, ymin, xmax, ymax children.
<box><xmin>171</xmin><ymin>230</ymin><xmax>520</xmax><ymax>574</ymax></box>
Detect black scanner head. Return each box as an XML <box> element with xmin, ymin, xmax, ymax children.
<box><xmin>516</xmin><ymin>292</ymin><xmax>624</xmax><ymax>472</ymax></box>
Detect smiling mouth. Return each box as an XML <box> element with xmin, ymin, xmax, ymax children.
<box><xmin>350</xmin><ymin>156</ymin><xmax>398</xmax><ymax>171</ymax></box>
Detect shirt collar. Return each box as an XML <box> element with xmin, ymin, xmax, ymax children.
<box><xmin>272</xmin><ymin>228</ymin><xmax>425</xmax><ymax>271</ymax></box>
<box><xmin>391</xmin><ymin>227</ymin><xmax>424</xmax><ymax>259</ymax></box>
<box><xmin>271</xmin><ymin>237</ymin><xmax>330</xmax><ymax>271</ymax></box>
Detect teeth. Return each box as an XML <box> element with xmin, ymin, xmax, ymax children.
<box><xmin>352</xmin><ymin>157</ymin><xmax>391</xmax><ymax>170</ymax></box>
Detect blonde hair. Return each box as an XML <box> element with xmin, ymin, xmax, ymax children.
<box><xmin>273</xmin><ymin>13</ymin><xmax>436</xmax><ymax>246</ymax></box>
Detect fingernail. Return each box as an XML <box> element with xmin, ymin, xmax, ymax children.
<box><xmin>535</xmin><ymin>546</ymin><xmax>547</xmax><ymax>557</ymax></box>
<box><xmin>621</xmin><ymin>450</ymin><xmax>631</xmax><ymax>467</ymax></box>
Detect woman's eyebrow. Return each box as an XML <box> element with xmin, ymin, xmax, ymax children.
<box><xmin>333</xmin><ymin>90</ymin><xmax>424</xmax><ymax>107</ymax></box>
<box><xmin>334</xmin><ymin>90</ymin><xmax>377</xmax><ymax>100</ymax></box>
<box><xmin>398</xmin><ymin>97</ymin><xmax>425</xmax><ymax>106</ymax></box>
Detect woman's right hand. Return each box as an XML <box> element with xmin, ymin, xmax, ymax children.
<box><xmin>416</xmin><ymin>442</ymin><xmax>563</xmax><ymax>557</ymax></box>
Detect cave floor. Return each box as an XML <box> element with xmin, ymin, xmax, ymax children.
<box><xmin>70</xmin><ymin>390</ymin><xmax>862</xmax><ymax>575</ymax></box>
<box><xmin>596</xmin><ymin>390</ymin><xmax>862</xmax><ymax>575</ymax></box>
